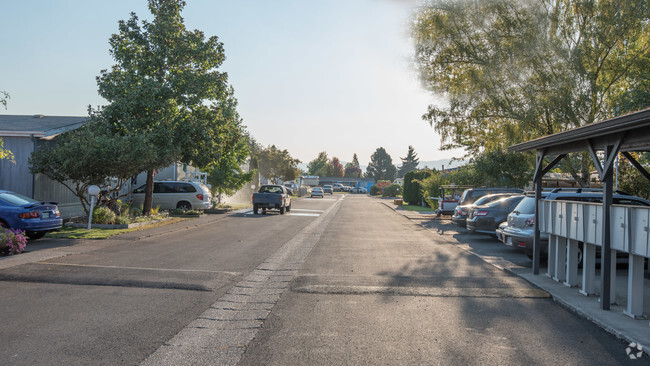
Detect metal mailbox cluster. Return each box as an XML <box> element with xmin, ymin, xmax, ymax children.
<box><xmin>539</xmin><ymin>200</ymin><xmax>648</xmax><ymax>319</ymax></box>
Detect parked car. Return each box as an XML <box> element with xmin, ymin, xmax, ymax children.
<box><xmin>0</xmin><ymin>190</ymin><xmax>62</xmax><ymax>240</ymax></box>
<box><xmin>322</xmin><ymin>185</ymin><xmax>334</xmax><ymax>195</ymax></box>
<box><xmin>349</xmin><ymin>186</ymin><xmax>368</xmax><ymax>194</ymax></box>
<box><xmin>311</xmin><ymin>187</ymin><xmax>325</xmax><ymax>198</ymax></box>
<box><xmin>252</xmin><ymin>184</ymin><xmax>292</xmax><ymax>214</ymax></box>
<box><xmin>131</xmin><ymin>181</ymin><xmax>212</xmax><ymax>211</ymax></box>
<box><xmin>332</xmin><ymin>183</ymin><xmax>345</xmax><ymax>192</ymax></box>
<box><xmin>466</xmin><ymin>195</ymin><xmax>525</xmax><ymax>235</ymax></box>
<box><xmin>452</xmin><ymin>193</ymin><xmax>521</xmax><ymax>228</ymax></box>
<box><xmin>498</xmin><ymin>188</ymin><xmax>650</xmax><ymax>259</ymax></box>
<box><xmin>457</xmin><ymin>187</ymin><xmax>524</xmax><ymax>207</ymax></box>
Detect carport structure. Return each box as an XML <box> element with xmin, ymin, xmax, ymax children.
<box><xmin>509</xmin><ymin>108</ymin><xmax>650</xmax><ymax>315</ymax></box>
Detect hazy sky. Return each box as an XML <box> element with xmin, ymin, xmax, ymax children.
<box><xmin>0</xmin><ymin>0</ymin><xmax>464</xmax><ymax>167</ymax></box>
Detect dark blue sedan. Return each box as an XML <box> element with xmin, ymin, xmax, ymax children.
<box><xmin>0</xmin><ymin>190</ymin><xmax>62</xmax><ymax>240</ymax></box>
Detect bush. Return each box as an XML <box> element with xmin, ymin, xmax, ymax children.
<box><xmin>369</xmin><ymin>185</ymin><xmax>381</xmax><ymax>196</ymax></box>
<box><xmin>382</xmin><ymin>184</ymin><xmax>402</xmax><ymax>197</ymax></box>
<box><xmin>92</xmin><ymin>206</ymin><xmax>117</xmax><ymax>224</ymax></box>
<box><xmin>403</xmin><ymin>170</ymin><xmax>433</xmax><ymax>205</ymax></box>
<box><xmin>114</xmin><ymin>215</ymin><xmax>130</xmax><ymax>225</ymax></box>
<box><xmin>0</xmin><ymin>227</ymin><xmax>27</xmax><ymax>255</ymax></box>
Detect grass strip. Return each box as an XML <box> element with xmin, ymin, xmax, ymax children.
<box><xmin>46</xmin><ymin>217</ymin><xmax>191</xmax><ymax>240</ymax></box>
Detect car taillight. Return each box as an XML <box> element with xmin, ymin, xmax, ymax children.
<box><xmin>54</xmin><ymin>209</ymin><xmax>60</xmax><ymax>217</ymax></box>
<box><xmin>524</xmin><ymin>218</ymin><xmax>535</xmax><ymax>227</ymax></box>
<box><xmin>474</xmin><ymin>211</ymin><xmax>488</xmax><ymax>216</ymax></box>
<box><xmin>196</xmin><ymin>194</ymin><xmax>204</xmax><ymax>200</ymax></box>
<box><xmin>19</xmin><ymin>211</ymin><xmax>40</xmax><ymax>219</ymax></box>
<box><xmin>458</xmin><ymin>210</ymin><xmax>465</xmax><ymax>216</ymax></box>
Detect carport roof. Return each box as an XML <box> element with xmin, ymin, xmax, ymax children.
<box><xmin>509</xmin><ymin>108</ymin><xmax>650</xmax><ymax>155</ymax></box>
<box><xmin>0</xmin><ymin>114</ymin><xmax>87</xmax><ymax>138</ymax></box>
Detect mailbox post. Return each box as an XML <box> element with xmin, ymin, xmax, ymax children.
<box><xmin>87</xmin><ymin>185</ymin><xmax>100</xmax><ymax>230</ymax></box>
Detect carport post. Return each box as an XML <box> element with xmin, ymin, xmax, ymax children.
<box><xmin>600</xmin><ymin>145</ymin><xmax>614</xmax><ymax>310</ymax></box>
<box><xmin>532</xmin><ymin>151</ymin><xmax>544</xmax><ymax>275</ymax></box>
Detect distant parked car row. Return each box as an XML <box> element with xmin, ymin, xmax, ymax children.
<box><xmin>308</xmin><ymin>184</ymin><xmax>367</xmax><ymax>196</ymax></box>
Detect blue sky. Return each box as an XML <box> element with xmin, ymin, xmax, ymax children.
<box><xmin>0</xmin><ymin>0</ymin><xmax>464</xmax><ymax>167</ymax></box>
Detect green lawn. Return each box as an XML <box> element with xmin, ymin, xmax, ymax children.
<box><xmin>398</xmin><ymin>204</ymin><xmax>435</xmax><ymax>212</ymax></box>
<box><xmin>46</xmin><ymin>217</ymin><xmax>191</xmax><ymax>240</ymax></box>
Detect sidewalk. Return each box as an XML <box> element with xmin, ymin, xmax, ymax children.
<box><xmin>386</xmin><ymin>202</ymin><xmax>650</xmax><ymax>356</ymax></box>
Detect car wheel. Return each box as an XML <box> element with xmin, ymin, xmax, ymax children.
<box><xmin>0</xmin><ymin>220</ymin><xmax>8</xmax><ymax>229</ymax></box>
<box><xmin>253</xmin><ymin>205</ymin><xmax>259</xmax><ymax>215</ymax></box>
<box><xmin>176</xmin><ymin>201</ymin><xmax>192</xmax><ymax>210</ymax></box>
<box><xmin>26</xmin><ymin>231</ymin><xmax>46</xmax><ymax>240</ymax></box>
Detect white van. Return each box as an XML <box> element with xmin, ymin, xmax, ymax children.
<box><xmin>131</xmin><ymin>181</ymin><xmax>212</xmax><ymax>210</ymax></box>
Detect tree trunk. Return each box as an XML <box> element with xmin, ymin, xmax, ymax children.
<box><xmin>142</xmin><ymin>169</ymin><xmax>154</xmax><ymax>216</ymax></box>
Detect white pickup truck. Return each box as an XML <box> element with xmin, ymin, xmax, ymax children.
<box><xmin>251</xmin><ymin>185</ymin><xmax>292</xmax><ymax>214</ymax></box>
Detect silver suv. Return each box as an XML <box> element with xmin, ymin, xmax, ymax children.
<box><xmin>131</xmin><ymin>181</ymin><xmax>212</xmax><ymax>211</ymax></box>
<box><xmin>498</xmin><ymin>188</ymin><xmax>650</xmax><ymax>259</ymax></box>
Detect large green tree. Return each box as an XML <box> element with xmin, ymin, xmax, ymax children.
<box><xmin>397</xmin><ymin>145</ymin><xmax>420</xmax><ymax>178</ymax></box>
<box><xmin>366</xmin><ymin>147</ymin><xmax>397</xmax><ymax>181</ymax></box>
<box><xmin>95</xmin><ymin>0</ymin><xmax>244</xmax><ymax>214</ymax></box>
<box><xmin>471</xmin><ymin>149</ymin><xmax>533</xmax><ymax>188</ymax></box>
<box><xmin>307</xmin><ymin>152</ymin><xmax>330</xmax><ymax>177</ymax></box>
<box><xmin>29</xmin><ymin>121</ymin><xmax>158</xmax><ymax>214</ymax></box>
<box><xmin>412</xmin><ymin>0</ymin><xmax>649</xmax><ymax>185</ymax></box>
<box><xmin>251</xmin><ymin>144</ymin><xmax>300</xmax><ymax>184</ymax></box>
<box><xmin>205</xmin><ymin>135</ymin><xmax>254</xmax><ymax>204</ymax></box>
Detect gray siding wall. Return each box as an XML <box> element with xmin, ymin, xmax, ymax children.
<box><xmin>0</xmin><ymin>136</ymin><xmax>34</xmax><ymax>196</ymax></box>
<box><xmin>1</xmin><ymin>136</ymin><xmax>84</xmax><ymax>218</ymax></box>
<box><xmin>34</xmin><ymin>173</ymin><xmax>85</xmax><ymax>218</ymax></box>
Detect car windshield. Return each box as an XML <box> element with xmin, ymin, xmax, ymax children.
<box><xmin>487</xmin><ymin>195</ymin><xmax>523</xmax><ymax>208</ymax></box>
<box><xmin>260</xmin><ymin>186</ymin><xmax>282</xmax><ymax>193</ymax></box>
<box><xmin>512</xmin><ymin>196</ymin><xmax>536</xmax><ymax>214</ymax></box>
<box><xmin>474</xmin><ymin>194</ymin><xmax>506</xmax><ymax>206</ymax></box>
<box><xmin>0</xmin><ymin>192</ymin><xmax>39</xmax><ymax>205</ymax></box>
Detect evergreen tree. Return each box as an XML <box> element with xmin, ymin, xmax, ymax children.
<box><xmin>398</xmin><ymin>145</ymin><xmax>420</xmax><ymax>178</ymax></box>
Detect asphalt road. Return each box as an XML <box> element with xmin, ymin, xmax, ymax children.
<box><xmin>0</xmin><ymin>196</ymin><xmax>328</xmax><ymax>365</ymax></box>
<box><xmin>0</xmin><ymin>194</ymin><xmax>641</xmax><ymax>365</ymax></box>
